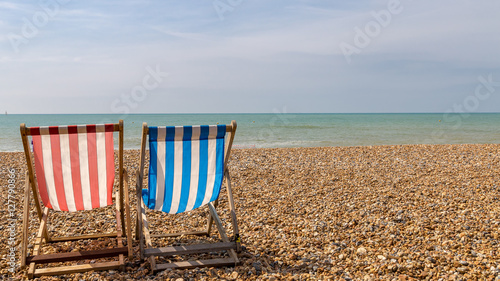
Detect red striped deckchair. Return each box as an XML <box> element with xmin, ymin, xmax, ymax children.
<box><xmin>20</xmin><ymin>120</ymin><xmax>132</xmax><ymax>278</ymax></box>
<box><xmin>136</xmin><ymin>120</ymin><xmax>241</xmax><ymax>272</ymax></box>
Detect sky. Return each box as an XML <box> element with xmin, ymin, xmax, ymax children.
<box><xmin>0</xmin><ymin>0</ymin><xmax>499</xmax><ymax>114</ymax></box>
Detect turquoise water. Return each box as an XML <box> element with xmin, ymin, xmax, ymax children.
<box><xmin>1</xmin><ymin>113</ymin><xmax>499</xmax><ymax>151</ymax></box>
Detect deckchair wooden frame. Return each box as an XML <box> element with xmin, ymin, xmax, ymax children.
<box><xmin>20</xmin><ymin>120</ymin><xmax>133</xmax><ymax>278</ymax></box>
<box><xmin>135</xmin><ymin>120</ymin><xmax>241</xmax><ymax>272</ymax></box>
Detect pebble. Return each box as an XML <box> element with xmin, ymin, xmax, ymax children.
<box><xmin>357</xmin><ymin>247</ymin><xmax>367</xmax><ymax>256</ymax></box>
<box><xmin>3</xmin><ymin>144</ymin><xmax>500</xmax><ymax>280</ymax></box>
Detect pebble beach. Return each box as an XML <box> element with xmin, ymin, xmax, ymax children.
<box><xmin>2</xmin><ymin>144</ymin><xmax>500</xmax><ymax>280</ymax></box>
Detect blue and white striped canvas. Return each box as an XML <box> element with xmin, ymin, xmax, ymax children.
<box><xmin>142</xmin><ymin>125</ymin><xmax>226</xmax><ymax>214</ymax></box>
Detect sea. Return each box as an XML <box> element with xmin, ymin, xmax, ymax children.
<box><xmin>1</xmin><ymin>113</ymin><xmax>500</xmax><ymax>152</ymax></box>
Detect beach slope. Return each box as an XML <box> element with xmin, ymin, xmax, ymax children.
<box><xmin>1</xmin><ymin>144</ymin><xmax>500</xmax><ymax>280</ymax></box>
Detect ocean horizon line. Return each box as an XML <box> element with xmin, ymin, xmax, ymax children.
<box><xmin>1</xmin><ymin>113</ymin><xmax>499</xmax><ymax>152</ymax></box>
<box><xmin>3</xmin><ymin>112</ymin><xmax>500</xmax><ymax>115</ymax></box>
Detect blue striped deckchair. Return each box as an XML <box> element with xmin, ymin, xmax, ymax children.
<box><xmin>136</xmin><ymin>120</ymin><xmax>240</xmax><ymax>271</ymax></box>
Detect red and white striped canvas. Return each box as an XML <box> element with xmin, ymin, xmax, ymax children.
<box><xmin>31</xmin><ymin>124</ymin><xmax>116</xmax><ymax>212</ymax></box>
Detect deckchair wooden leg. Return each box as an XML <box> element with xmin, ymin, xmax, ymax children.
<box><xmin>136</xmin><ymin>121</ymin><xmax>148</xmax><ymax>243</ymax></box>
<box><xmin>28</xmin><ymin>263</ymin><xmax>36</xmax><ymax>279</ymax></box>
<box><xmin>20</xmin><ymin>124</ymin><xmax>44</xmax><ymax>223</ymax></box>
<box><xmin>119</xmin><ymin>254</ymin><xmax>125</xmax><ymax>271</ymax></box>
<box><xmin>149</xmin><ymin>255</ymin><xmax>156</xmax><ymax>272</ymax></box>
<box><xmin>115</xmin><ymin>191</ymin><xmax>122</xmax><ymax>241</ymax></box>
<box><xmin>123</xmin><ymin>169</ymin><xmax>133</xmax><ymax>259</ymax></box>
<box><xmin>29</xmin><ymin>207</ymin><xmax>50</xmax><ymax>278</ymax></box>
<box><xmin>140</xmin><ymin>200</ymin><xmax>156</xmax><ymax>270</ymax></box>
<box><xmin>119</xmin><ymin>120</ymin><xmax>126</xmax><ymax>237</ymax></box>
<box><xmin>135</xmin><ymin>168</ymin><xmax>159</xmax><ymax>270</ymax></box>
<box><xmin>136</xmin><ymin>170</ymin><xmax>145</xmax><ymax>259</ymax></box>
<box><xmin>115</xmin><ymin>190</ymin><xmax>124</xmax><ymax>248</ymax></box>
<box><xmin>136</xmin><ymin>216</ymin><xmax>143</xmax><ymax>260</ymax></box>
<box><xmin>114</xmin><ymin>190</ymin><xmax>127</xmax><ymax>270</ymax></box>
<box><xmin>26</xmin><ymin>172</ymin><xmax>50</xmax><ymax>243</ymax></box>
<box><xmin>135</xmin><ymin>216</ymin><xmax>140</xmax><ymax>241</ymax></box>
<box><xmin>224</xmin><ymin>170</ymin><xmax>241</xmax><ymax>252</ymax></box>
<box><xmin>207</xmin><ymin>203</ymin><xmax>239</xmax><ymax>264</ymax></box>
<box><xmin>121</xmin><ymin>194</ymin><xmax>126</xmax><ymax>239</ymax></box>
<box><xmin>206</xmin><ymin>199</ymin><xmax>219</xmax><ymax>236</ymax></box>
<box><xmin>136</xmin><ymin>176</ymin><xmax>156</xmax><ymax>270</ymax></box>
<box><xmin>143</xmin><ymin>205</ymin><xmax>156</xmax><ymax>270</ymax></box>
<box><xmin>21</xmin><ymin>172</ymin><xmax>31</xmax><ymax>268</ymax></box>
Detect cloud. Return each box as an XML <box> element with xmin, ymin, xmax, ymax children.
<box><xmin>1</xmin><ymin>1</ymin><xmax>500</xmax><ymax>113</ymax></box>
<box><xmin>149</xmin><ymin>26</ymin><xmax>208</xmax><ymax>41</ymax></box>
<box><xmin>0</xmin><ymin>2</ymin><xmax>26</xmax><ymax>11</ymax></box>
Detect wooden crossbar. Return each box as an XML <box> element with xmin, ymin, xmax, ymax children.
<box><xmin>141</xmin><ymin>124</ymin><xmax>235</xmax><ymax>135</ymax></box>
<box><xmin>26</xmin><ymin>247</ymin><xmax>128</xmax><ymax>264</ymax></box>
<box><xmin>33</xmin><ymin>261</ymin><xmax>123</xmax><ymax>277</ymax></box>
<box><xmin>23</xmin><ymin>124</ymin><xmax>121</xmax><ymax>136</ymax></box>
<box><xmin>151</xmin><ymin>231</ymin><xmax>208</xmax><ymax>238</ymax></box>
<box><xmin>48</xmin><ymin>233</ymin><xmax>118</xmax><ymax>242</ymax></box>
<box><xmin>144</xmin><ymin>242</ymin><xmax>236</xmax><ymax>257</ymax></box>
